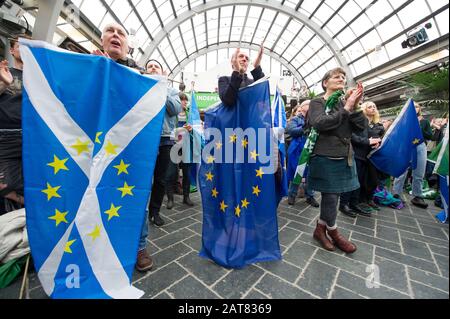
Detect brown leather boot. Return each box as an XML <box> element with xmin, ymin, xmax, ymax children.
<box><xmin>313</xmin><ymin>222</ymin><xmax>335</xmax><ymax>251</ymax></box>
<box><xmin>327</xmin><ymin>228</ymin><xmax>357</xmax><ymax>253</ymax></box>
<box><xmin>135</xmin><ymin>249</ymin><xmax>153</xmax><ymax>272</ymax></box>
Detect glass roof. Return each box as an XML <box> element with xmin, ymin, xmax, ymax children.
<box><xmin>30</xmin><ymin>0</ymin><xmax>450</xmax><ymax>93</ymax></box>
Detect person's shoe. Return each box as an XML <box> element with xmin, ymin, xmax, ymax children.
<box><xmin>339</xmin><ymin>205</ymin><xmax>357</xmax><ymax>218</ymax></box>
<box><xmin>367</xmin><ymin>199</ymin><xmax>380</xmax><ymax>211</ymax></box>
<box><xmin>166</xmin><ymin>195</ymin><xmax>174</xmax><ymax>210</ymax></box>
<box><xmin>313</xmin><ymin>221</ymin><xmax>335</xmax><ymax>251</ymax></box>
<box><xmin>327</xmin><ymin>228</ymin><xmax>357</xmax><ymax>254</ymax></box>
<box><xmin>183</xmin><ymin>196</ymin><xmax>194</xmax><ymax>207</ymax></box>
<box><xmin>349</xmin><ymin>203</ymin><xmax>372</xmax><ymax>216</ymax></box>
<box><xmin>306</xmin><ymin>197</ymin><xmax>320</xmax><ymax>208</ymax></box>
<box><xmin>150</xmin><ymin>214</ymin><xmax>165</xmax><ymax>227</ymax></box>
<box><xmin>393</xmin><ymin>194</ymin><xmax>401</xmax><ymax>199</ymax></box>
<box><xmin>135</xmin><ymin>249</ymin><xmax>153</xmax><ymax>272</ymax></box>
<box><xmin>288</xmin><ymin>196</ymin><xmax>296</xmax><ymax>205</ymax></box>
<box><xmin>411</xmin><ymin>197</ymin><xmax>428</xmax><ymax>209</ymax></box>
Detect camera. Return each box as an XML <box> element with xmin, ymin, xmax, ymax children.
<box><xmin>401</xmin><ymin>23</ymin><xmax>432</xmax><ymax>48</ymax></box>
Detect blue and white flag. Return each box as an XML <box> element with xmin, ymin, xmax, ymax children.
<box><xmin>271</xmin><ymin>87</ymin><xmax>288</xmax><ymax>197</ymax></box>
<box><xmin>368</xmin><ymin>99</ymin><xmax>424</xmax><ymax>177</ymax></box>
<box><xmin>20</xmin><ymin>39</ymin><xmax>167</xmax><ymax>298</ymax></box>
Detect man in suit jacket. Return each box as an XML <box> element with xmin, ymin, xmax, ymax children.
<box><xmin>218</xmin><ymin>45</ymin><xmax>265</xmax><ymax>106</ymax></box>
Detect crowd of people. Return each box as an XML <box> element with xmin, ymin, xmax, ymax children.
<box><xmin>0</xmin><ymin>22</ymin><xmax>447</xmax><ymax>273</ymax></box>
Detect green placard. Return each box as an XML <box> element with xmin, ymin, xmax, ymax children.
<box><xmin>191</xmin><ymin>92</ymin><xmax>221</xmax><ymax>110</ymax></box>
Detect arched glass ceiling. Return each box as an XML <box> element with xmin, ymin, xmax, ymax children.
<box><xmin>50</xmin><ymin>0</ymin><xmax>450</xmax><ymax>92</ymax></box>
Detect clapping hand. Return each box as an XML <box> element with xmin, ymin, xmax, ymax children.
<box><xmin>253</xmin><ymin>42</ymin><xmax>264</xmax><ymax>69</ymax></box>
<box><xmin>344</xmin><ymin>82</ymin><xmax>364</xmax><ymax>112</ymax></box>
<box><xmin>0</xmin><ymin>60</ymin><xmax>13</xmax><ymax>86</ymax></box>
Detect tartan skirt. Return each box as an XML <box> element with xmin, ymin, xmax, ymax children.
<box><xmin>307</xmin><ymin>155</ymin><xmax>360</xmax><ymax>194</ymax></box>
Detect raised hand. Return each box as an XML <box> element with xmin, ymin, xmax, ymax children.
<box><xmin>344</xmin><ymin>83</ymin><xmax>363</xmax><ymax>112</ymax></box>
<box><xmin>0</xmin><ymin>60</ymin><xmax>13</xmax><ymax>86</ymax></box>
<box><xmin>253</xmin><ymin>42</ymin><xmax>264</xmax><ymax>69</ymax></box>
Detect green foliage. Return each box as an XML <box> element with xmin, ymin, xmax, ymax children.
<box><xmin>308</xmin><ymin>90</ymin><xmax>317</xmax><ymax>99</ymax></box>
<box><xmin>401</xmin><ymin>65</ymin><xmax>449</xmax><ymax>116</ymax></box>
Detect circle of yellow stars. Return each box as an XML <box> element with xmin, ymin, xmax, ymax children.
<box><xmin>42</xmin><ymin>134</ymin><xmax>136</xmax><ymax>255</ymax></box>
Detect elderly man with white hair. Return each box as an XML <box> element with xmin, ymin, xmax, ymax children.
<box><xmin>93</xmin><ymin>22</ymin><xmax>142</xmax><ymax>70</ymax></box>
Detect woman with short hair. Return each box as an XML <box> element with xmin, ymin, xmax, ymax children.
<box><xmin>307</xmin><ymin>67</ymin><xmax>365</xmax><ymax>253</ymax></box>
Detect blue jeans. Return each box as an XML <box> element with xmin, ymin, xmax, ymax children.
<box><xmin>393</xmin><ymin>142</ymin><xmax>427</xmax><ymax>197</ymax></box>
<box><xmin>138</xmin><ymin>197</ymin><xmax>150</xmax><ymax>251</ymax></box>
<box><xmin>288</xmin><ymin>181</ymin><xmax>314</xmax><ymax>199</ymax></box>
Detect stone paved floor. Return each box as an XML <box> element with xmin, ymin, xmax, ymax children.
<box><xmin>1</xmin><ymin>192</ymin><xmax>448</xmax><ymax>299</ymax></box>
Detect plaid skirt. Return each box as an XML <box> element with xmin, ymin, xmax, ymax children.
<box><xmin>307</xmin><ymin>155</ymin><xmax>360</xmax><ymax>194</ymax></box>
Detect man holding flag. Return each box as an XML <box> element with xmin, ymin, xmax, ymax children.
<box><xmin>197</xmin><ymin>46</ymin><xmax>282</xmax><ymax>268</ymax></box>
<box><xmin>20</xmin><ymin>30</ymin><xmax>168</xmax><ymax>298</ymax></box>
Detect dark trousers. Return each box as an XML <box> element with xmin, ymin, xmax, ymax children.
<box><xmin>340</xmin><ymin>158</ymin><xmax>365</xmax><ymax>206</ymax></box>
<box><xmin>320</xmin><ymin>193</ymin><xmax>339</xmax><ymax>227</ymax></box>
<box><xmin>148</xmin><ymin>145</ymin><xmax>172</xmax><ymax>217</ymax></box>
<box><xmin>166</xmin><ymin>161</ymin><xmax>192</xmax><ymax>197</ymax></box>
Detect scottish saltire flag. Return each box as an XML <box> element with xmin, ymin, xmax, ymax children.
<box><xmin>198</xmin><ymin>79</ymin><xmax>281</xmax><ymax>268</ymax></box>
<box><xmin>20</xmin><ymin>39</ymin><xmax>167</xmax><ymax>299</ymax></box>
<box><xmin>271</xmin><ymin>87</ymin><xmax>288</xmax><ymax>197</ymax></box>
<box><xmin>369</xmin><ymin>99</ymin><xmax>424</xmax><ymax>177</ymax></box>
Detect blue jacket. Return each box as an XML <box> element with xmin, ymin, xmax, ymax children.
<box><xmin>161</xmin><ymin>86</ymin><xmax>182</xmax><ymax>142</ymax></box>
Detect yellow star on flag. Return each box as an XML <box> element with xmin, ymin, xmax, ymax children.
<box><xmin>47</xmin><ymin>155</ymin><xmax>69</xmax><ymax>174</ymax></box>
<box><xmin>250</xmin><ymin>150</ymin><xmax>259</xmax><ymax>160</ymax></box>
<box><xmin>95</xmin><ymin>132</ymin><xmax>103</xmax><ymax>144</ymax></box>
<box><xmin>41</xmin><ymin>183</ymin><xmax>61</xmax><ymax>201</ymax></box>
<box><xmin>229</xmin><ymin>134</ymin><xmax>237</xmax><ymax>143</ymax></box>
<box><xmin>235</xmin><ymin>205</ymin><xmax>241</xmax><ymax>217</ymax></box>
<box><xmin>241</xmin><ymin>138</ymin><xmax>248</xmax><ymax>148</ymax></box>
<box><xmin>207</xmin><ymin>155</ymin><xmax>215</xmax><ymax>164</ymax></box>
<box><xmin>220</xmin><ymin>200</ymin><xmax>228</xmax><ymax>213</ymax></box>
<box><xmin>88</xmin><ymin>225</ymin><xmax>101</xmax><ymax>241</ymax></box>
<box><xmin>105</xmin><ymin>141</ymin><xmax>119</xmax><ymax>155</ymax></box>
<box><xmin>412</xmin><ymin>138</ymin><xmax>420</xmax><ymax>145</ymax></box>
<box><xmin>205</xmin><ymin>171</ymin><xmax>214</xmax><ymax>182</ymax></box>
<box><xmin>64</xmin><ymin>239</ymin><xmax>76</xmax><ymax>254</ymax></box>
<box><xmin>215</xmin><ymin>141</ymin><xmax>223</xmax><ymax>150</ymax></box>
<box><xmin>211</xmin><ymin>188</ymin><xmax>219</xmax><ymax>198</ymax></box>
<box><xmin>241</xmin><ymin>198</ymin><xmax>250</xmax><ymax>209</ymax></box>
<box><xmin>48</xmin><ymin>209</ymin><xmax>68</xmax><ymax>226</ymax></box>
<box><xmin>113</xmin><ymin>159</ymin><xmax>130</xmax><ymax>175</ymax></box>
<box><xmin>70</xmin><ymin>138</ymin><xmax>90</xmax><ymax>155</ymax></box>
<box><xmin>252</xmin><ymin>185</ymin><xmax>261</xmax><ymax>197</ymax></box>
<box><xmin>117</xmin><ymin>182</ymin><xmax>135</xmax><ymax>197</ymax></box>
<box><xmin>255</xmin><ymin>168</ymin><xmax>264</xmax><ymax>179</ymax></box>
<box><xmin>104</xmin><ymin>203</ymin><xmax>122</xmax><ymax>221</ymax></box>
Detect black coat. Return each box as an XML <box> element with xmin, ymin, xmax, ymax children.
<box><xmin>218</xmin><ymin>66</ymin><xmax>265</xmax><ymax>107</ymax></box>
<box><xmin>308</xmin><ymin>97</ymin><xmax>366</xmax><ymax>158</ymax></box>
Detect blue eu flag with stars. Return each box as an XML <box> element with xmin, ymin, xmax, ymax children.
<box><xmin>198</xmin><ymin>79</ymin><xmax>282</xmax><ymax>268</ymax></box>
<box><xmin>369</xmin><ymin>99</ymin><xmax>424</xmax><ymax>178</ymax></box>
<box><xmin>20</xmin><ymin>39</ymin><xmax>167</xmax><ymax>298</ymax></box>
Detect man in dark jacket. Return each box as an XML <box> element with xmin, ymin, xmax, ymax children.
<box><xmin>218</xmin><ymin>45</ymin><xmax>265</xmax><ymax>106</ymax></box>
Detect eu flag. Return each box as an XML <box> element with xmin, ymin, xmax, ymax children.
<box><xmin>369</xmin><ymin>99</ymin><xmax>424</xmax><ymax>177</ymax></box>
<box><xmin>20</xmin><ymin>39</ymin><xmax>166</xmax><ymax>298</ymax></box>
<box><xmin>198</xmin><ymin>79</ymin><xmax>282</xmax><ymax>268</ymax></box>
